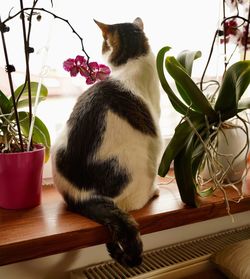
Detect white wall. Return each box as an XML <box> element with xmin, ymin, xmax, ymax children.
<box><xmin>1</xmin><ymin>211</ymin><xmax>249</xmax><ymax>279</ymax></box>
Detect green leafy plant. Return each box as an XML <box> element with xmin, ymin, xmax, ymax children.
<box><xmin>157</xmin><ymin>46</ymin><xmax>250</xmax><ymax>207</ymax></box>
<box><xmin>0</xmin><ymin>82</ymin><xmax>50</xmax><ymax>161</ymax></box>
<box><xmin>0</xmin><ymin>0</ymin><xmax>54</xmax><ymax>162</ymax></box>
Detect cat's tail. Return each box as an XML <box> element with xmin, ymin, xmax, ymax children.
<box><xmin>65</xmin><ymin>195</ymin><xmax>143</xmax><ymax>267</ymax></box>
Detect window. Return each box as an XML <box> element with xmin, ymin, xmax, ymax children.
<box><xmin>1</xmin><ymin>0</ymin><xmax>243</xmax><ymax>178</ymax></box>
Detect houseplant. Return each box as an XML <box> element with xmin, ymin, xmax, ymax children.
<box><xmin>157</xmin><ymin>49</ymin><xmax>250</xmax><ymax>207</ymax></box>
<box><xmin>0</xmin><ymin>82</ymin><xmax>50</xmax><ymax>209</ymax></box>
<box><xmin>0</xmin><ymin>1</ymin><xmax>51</xmax><ymax>209</ymax></box>
<box><xmin>157</xmin><ymin>0</ymin><xmax>250</xmax><ymax>209</ymax></box>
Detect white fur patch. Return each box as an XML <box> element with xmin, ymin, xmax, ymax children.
<box><xmin>97</xmin><ymin>110</ymin><xmax>162</xmax><ymax>211</ymax></box>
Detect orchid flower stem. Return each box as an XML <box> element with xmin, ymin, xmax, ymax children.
<box><xmin>220</xmin><ymin>15</ymin><xmax>250</xmax><ymax>26</ymax></box>
<box><xmin>223</xmin><ymin>0</ymin><xmax>227</xmax><ymax>75</ymax></box>
<box><xmin>20</xmin><ymin>0</ymin><xmax>33</xmax><ymax>150</ymax></box>
<box><xmin>200</xmin><ymin>29</ymin><xmax>219</xmax><ymax>91</ymax></box>
<box><xmin>0</xmin><ymin>17</ymin><xmax>24</xmax><ymax>151</ymax></box>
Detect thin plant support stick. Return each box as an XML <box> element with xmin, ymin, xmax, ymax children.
<box><xmin>27</xmin><ymin>13</ymin><xmax>53</xmax><ymax>152</ymax></box>
<box><xmin>0</xmin><ymin>18</ymin><xmax>24</xmax><ymax>151</ymax></box>
<box><xmin>15</xmin><ymin>1</ymin><xmax>38</xmax><ymax>106</ymax></box>
<box><xmin>20</xmin><ymin>0</ymin><xmax>33</xmax><ymax>150</ymax></box>
<box><xmin>27</xmin><ymin>45</ymin><xmax>50</xmax><ymax>151</ymax></box>
<box><xmin>27</xmin><ymin>79</ymin><xmax>41</xmax><ymax>152</ymax></box>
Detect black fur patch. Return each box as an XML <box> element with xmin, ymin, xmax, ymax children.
<box><xmin>57</xmin><ymin>148</ymin><xmax>130</xmax><ymax>197</ymax></box>
<box><xmin>107</xmin><ymin>23</ymin><xmax>149</xmax><ymax>66</ymax></box>
<box><xmin>64</xmin><ymin>194</ymin><xmax>143</xmax><ymax>267</ymax></box>
<box><xmin>56</xmin><ymin>79</ymin><xmax>157</xmax><ymax>193</ymax></box>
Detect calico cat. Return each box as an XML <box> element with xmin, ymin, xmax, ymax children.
<box><xmin>51</xmin><ymin>17</ymin><xmax>162</xmax><ymax>267</ymax></box>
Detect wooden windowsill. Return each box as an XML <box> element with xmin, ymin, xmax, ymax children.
<box><xmin>0</xmin><ymin>170</ymin><xmax>250</xmax><ymax>266</ymax></box>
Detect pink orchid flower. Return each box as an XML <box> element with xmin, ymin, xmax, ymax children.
<box><xmin>63</xmin><ymin>55</ymin><xmax>88</xmax><ymax>77</ymax></box>
<box><xmin>63</xmin><ymin>55</ymin><xmax>111</xmax><ymax>85</ymax></box>
<box><xmin>85</xmin><ymin>62</ymin><xmax>111</xmax><ymax>85</ymax></box>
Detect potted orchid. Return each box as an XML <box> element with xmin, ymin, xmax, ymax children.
<box><xmin>0</xmin><ymin>1</ymin><xmax>51</xmax><ymax>209</ymax></box>
<box><xmin>157</xmin><ymin>0</ymin><xmax>250</xmax><ymax>209</ymax></box>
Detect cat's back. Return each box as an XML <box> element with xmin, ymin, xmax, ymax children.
<box><xmin>68</xmin><ymin>78</ymin><xmax>157</xmax><ymax>138</ymax></box>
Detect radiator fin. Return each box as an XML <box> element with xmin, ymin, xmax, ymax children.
<box><xmin>70</xmin><ymin>225</ymin><xmax>250</xmax><ymax>279</ymax></box>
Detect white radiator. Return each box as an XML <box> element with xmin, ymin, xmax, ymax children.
<box><xmin>70</xmin><ymin>225</ymin><xmax>250</xmax><ymax>279</ymax></box>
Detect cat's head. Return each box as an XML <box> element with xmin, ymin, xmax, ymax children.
<box><xmin>94</xmin><ymin>18</ymin><xmax>149</xmax><ymax>67</ymax></box>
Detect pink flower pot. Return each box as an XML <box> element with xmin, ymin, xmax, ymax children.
<box><xmin>0</xmin><ymin>145</ymin><xmax>45</xmax><ymax>209</ymax></box>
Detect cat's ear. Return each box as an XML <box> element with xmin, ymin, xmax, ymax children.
<box><xmin>94</xmin><ymin>19</ymin><xmax>109</xmax><ymax>39</ymax></box>
<box><xmin>133</xmin><ymin>17</ymin><xmax>144</xmax><ymax>30</ymax></box>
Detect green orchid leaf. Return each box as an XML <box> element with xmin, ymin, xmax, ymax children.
<box><xmin>18</xmin><ymin>111</ymin><xmax>51</xmax><ymax>162</ymax></box>
<box><xmin>158</xmin><ymin>120</ymin><xmax>193</xmax><ymax>176</ymax></box>
<box><xmin>172</xmin><ymin>123</ymin><xmax>214</xmax><ymax>205</ymax></box>
<box><xmin>177</xmin><ymin>50</ymin><xmax>202</xmax><ymax>76</ymax></box>
<box><xmin>156</xmin><ymin>46</ymin><xmax>190</xmax><ymax>115</ymax></box>
<box><xmin>16</xmin><ymin>96</ymin><xmax>48</xmax><ymax>109</ymax></box>
<box><xmin>175</xmin><ymin>50</ymin><xmax>203</xmax><ymax>109</ymax></box>
<box><xmin>165</xmin><ymin>56</ymin><xmax>217</xmax><ymax>120</ymax></box>
<box><xmin>10</xmin><ymin>82</ymin><xmax>48</xmax><ymax>108</ymax></box>
<box><xmin>215</xmin><ymin>60</ymin><xmax>250</xmax><ymax>120</ymax></box>
<box><xmin>158</xmin><ymin>114</ymin><xmax>204</xmax><ymax>177</ymax></box>
<box><xmin>174</xmin><ymin>134</ymin><xmax>198</xmax><ymax>207</ymax></box>
<box><xmin>0</xmin><ymin>90</ymin><xmax>12</xmax><ymax>114</ymax></box>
